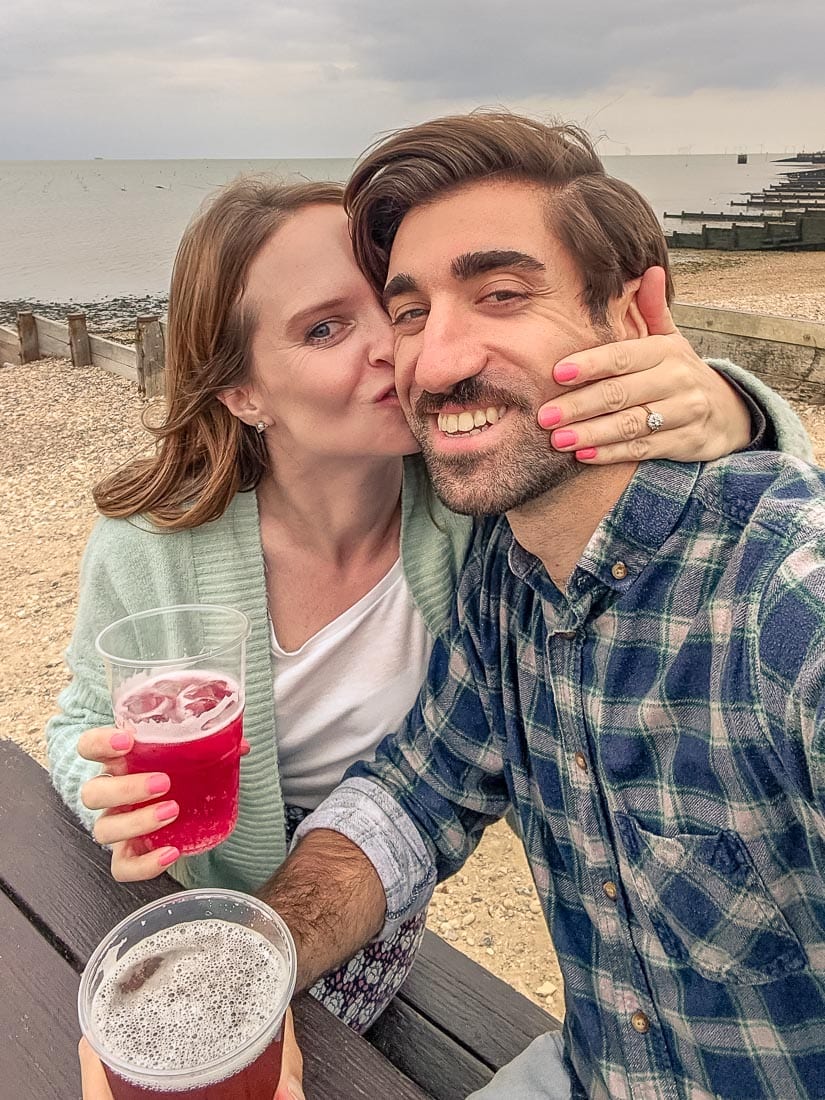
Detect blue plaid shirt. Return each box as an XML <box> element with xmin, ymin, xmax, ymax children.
<box><xmin>301</xmin><ymin>453</ymin><xmax>825</xmax><ymax>1100</ymax></box>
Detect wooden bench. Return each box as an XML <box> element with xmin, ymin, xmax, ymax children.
<box><xmin>0</xmin><ymin>739</ymin><xmax>559</xmax><ymax>1099</ymax></box>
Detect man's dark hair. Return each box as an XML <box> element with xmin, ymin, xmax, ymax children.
<box><xmin>345</xmin><ymin>111</ymin><xmax>672</xmax><ymax>324</ymax></box>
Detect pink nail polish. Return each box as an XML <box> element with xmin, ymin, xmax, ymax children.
<box><xmin>538</xmin><ymin>406</ymin><xmax>562</xmax><ymax>429</ymax></box>
<box><xmin>157</xmin><ymin>847</ymin><xmax>180</xmax><ymax>867</ymax></box>
<box><xmin>110</xmin><ymin>732</ymin><xmax>131</xmax><ymax>751</ymax></box>
<box><xmin>576</xmin><ymin>447</ymin><xmax>598</xmax><ymax>460</ymax></box>
<box><xmin>553</xmin><ymin>429</ymin><xmax>578</xmax><ymax>449</ymax></box>
<box><xmin>154</xmin><ymin>800</ymin><xmax>179</xmax><ymax>822</ymax></box>
<box><xmin>147</xmin><ymin>773</ymin><xmax>171</xmax><ymax>796</ymax></box>
<box><xmin>555</xmin><ymin>362</ymin><xmax>579</xmax><ymax>383</ymax></box>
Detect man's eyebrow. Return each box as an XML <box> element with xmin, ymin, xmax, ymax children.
<box><xmin>452</xmin><ymin>250</ymin><xmax>545</xmax><ymax>279</ymax></box>
<box><xmin>382</xmin><ymin>273</ymin><xmax>419</xmax><ymax>309</ymax></box>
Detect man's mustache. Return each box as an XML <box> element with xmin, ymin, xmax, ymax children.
<box><xmin>414</xmin><ymin>378</ymin><xmax>532</xmax><ymax>418</ymax></box>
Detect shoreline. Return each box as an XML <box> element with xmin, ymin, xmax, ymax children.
<box><xmin>2</xmin><ymin>249</ymin><xmax>824</xmax><ymax>338</ymax></box>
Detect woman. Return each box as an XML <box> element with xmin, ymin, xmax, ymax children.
<box><xmin>47</xmin><ymin>176</ymin><xmax>805</xmax><ymax>1036</ymax></box>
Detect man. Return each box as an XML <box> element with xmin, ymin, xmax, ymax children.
<box><xmin>262</xmin><ymin>113</ymin><xmax>825</xmax><ymax>1100</ymax></box>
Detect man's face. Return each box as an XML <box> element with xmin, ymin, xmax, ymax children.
<box><xmin>384</xmin><ymin>179</ymin><xmax>619</xmax><ymax>516</ymax></box>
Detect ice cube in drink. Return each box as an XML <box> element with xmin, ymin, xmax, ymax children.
<box><xmin>115</xmin><ymin>671</ymin><xmax>244</xmax><ymax>855</ymax></box>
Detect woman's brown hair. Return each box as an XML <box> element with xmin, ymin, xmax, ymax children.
<box><xmin>94</xmin><ymin>177</ymin><xmax>344</xmax><ymax>529</ymax></box>
<box><xmin>345</xmin><ymin>111</ymin><xmax>672</xmax><ymax>324</ymax></box>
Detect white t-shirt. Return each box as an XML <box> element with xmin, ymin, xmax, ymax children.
<box><xmin>271</xmin><ymin>559</ymin><xmax>433</xmax><ymax>809</ymax></box>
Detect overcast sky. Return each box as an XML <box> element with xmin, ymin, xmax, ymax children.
<box><xmin>2</xmin><ymin>0</ymin><xmax>823</xmax><ymax>159</ymax></box>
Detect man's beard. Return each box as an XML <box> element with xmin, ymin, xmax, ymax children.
<box><xmin>410</xmin><ymin>377</ymin><xmax>580</xmax><ymax>517</ymax></box>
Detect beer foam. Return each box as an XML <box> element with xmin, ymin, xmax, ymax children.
<box><xmin>91</xmin><ymin>919</ymin><xmax>286</xmax><ymax>1082</ymax></box>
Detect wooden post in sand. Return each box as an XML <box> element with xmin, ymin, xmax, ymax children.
<box><xmin>136</xmin><ymin>315</ymin><xmax>165</xmax><ymax>399</ymax></box>
<box><xmin>67</xmin><ymin>313</ymin><xmax>92</xmax><ymax>367</ymax></box>
<box><xmin>17</xmin><ymin>311</ymin><xmax>39</xmax><ymax>363</ymax></box>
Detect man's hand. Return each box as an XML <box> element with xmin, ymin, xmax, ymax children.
<box><xmin>537</xmin><ymin>266</ymin><xmax>752</xmax><ymax>464</ymax></box>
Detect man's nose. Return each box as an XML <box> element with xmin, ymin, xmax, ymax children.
<box><xmin>366</xmin><ymin>302</ymin><xmax>395</xmax><ymax>369</ymax></box>
<box><xmin>414</xmin><ymin>308</ymin><xmax>486</xmax><ymax>395</ymax></box>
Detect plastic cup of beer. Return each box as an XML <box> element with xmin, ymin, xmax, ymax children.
<box><xmin>77</xmin><ymin>889</ymin><xmax>297</xmax><ymax>1099</ymax></box>
<box><xmin>96</xmin><ymin>605</ymin><xmax>251</xmax><ymax>856</ymax></box>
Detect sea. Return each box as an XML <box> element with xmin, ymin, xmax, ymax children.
<box><xmin>0</xmin><ymin>153</ymin><xmax>795</xmax><ymax>312</ymax></box>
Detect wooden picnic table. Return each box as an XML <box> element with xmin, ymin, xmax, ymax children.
<box><xmin>0</xmin><ymin>739</ymin><xmax>559</xmax><ymax>1099</ymax></box>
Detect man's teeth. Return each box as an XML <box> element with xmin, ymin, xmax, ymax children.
<box><xmin>437</xmin><ymin>406</ymin><xmax>507</xmax><ymax>435</ymax></box>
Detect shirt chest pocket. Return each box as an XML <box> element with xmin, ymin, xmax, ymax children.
<box><xmin>616</xmin><ymin>814</ymin><xmax>807</xmax><ymax>985</ymax></box>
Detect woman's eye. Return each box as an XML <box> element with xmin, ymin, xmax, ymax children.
<box><xmin>306</xmin><ymin>320</ymin><xmax>344</xmax><ymax>344</ymax></box>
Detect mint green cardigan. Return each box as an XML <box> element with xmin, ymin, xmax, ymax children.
<box><xmin>46</xmin><ymin>365</ymin><xmax>813</xmax><ymax>893</ymax></box>
<box><xmin>46</xmin><ymin>456</ymin><xmax>470</xmax><ymax>893</ymax></box>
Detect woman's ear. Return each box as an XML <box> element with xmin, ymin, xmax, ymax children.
<box><xmin>217</xmin><ymin>386</ymin><xmax>262</xmax><ymax>427</ymax></box>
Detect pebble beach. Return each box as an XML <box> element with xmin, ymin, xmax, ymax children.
<box><xmin>2</xmin><ymin>247</ymin><xmax>824</xmax><ymax>1018</ymax></box>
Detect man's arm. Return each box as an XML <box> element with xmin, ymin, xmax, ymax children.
<box><xmin>260</xmin><ymin>530</ymin><xmax>511</xmax><ymax>985</ymax></box>
<box><xmin>260</xmin><ymin>829</ymin><xmax>386</xmax><ymax>992</ymax></box>
<box><xmin>756</xmin><ymin>531</ymin><xmax>825</xmax><ymax>815</ymax></box>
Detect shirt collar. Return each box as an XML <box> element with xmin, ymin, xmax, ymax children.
<box><xmin>504</xmin><ymin>460</ymin><xmax>702</xmax><ymax>620</ymax></box>
<box><xmin>579</xmin><ymin>459</ymin><xmax>702</xmax><ymax>593</ymax></box>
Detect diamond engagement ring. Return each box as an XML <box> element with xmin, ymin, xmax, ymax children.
<box><xmin>642</xmin><ymin>404</ymin><xmax>664</xmax><ymax>434</ymax></box>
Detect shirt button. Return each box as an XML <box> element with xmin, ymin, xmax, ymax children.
<box><xmin>611</xmin><ymin>561</ymin><xmax>628</xmax><ymax>580</ymax></box>
<box><xmin>574</xmin><ymin>752</ymin><xmax>588</xmax><ymax>772</ymax></box>
<box><xmin>631</xmin><ymin>1011</ymin><xmax>651</xmax><ymax>1034</ymax></box>
<box><xmin>602</xmin><ymin>881</ymin><xmax>618</xmax><ymax>901</ymax></box>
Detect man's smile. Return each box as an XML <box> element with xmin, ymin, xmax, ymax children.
<box><xmin>436</xmin><ymin>404</ymin><xmax>508</xmax><ymax>436</ymax></box>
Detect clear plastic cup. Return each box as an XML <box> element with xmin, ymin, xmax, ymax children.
<box><xmin>78</xmin><ymin>889</ymin><xmax>297</xmax><ymax>1099</ymax></box>
<box><xmin>96</xmin><ymin>605</ymin><xmax>251</xmax><ymax>855</ymax></box>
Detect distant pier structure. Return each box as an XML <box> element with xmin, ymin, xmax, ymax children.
<box><xmin>665</xmin><ymin>154</ymin><xmax>825</xmax><ymax>251</ymax></box>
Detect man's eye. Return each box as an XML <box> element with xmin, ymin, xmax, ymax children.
<box><xmin>483</xmin><ymin>289</ymin><xmax>527</xmax><ymax>303</ymax></box>
<box><xmin>392</xmin><ymin>307</ymin><xmax>427</xmax><ymax>328</ymax></box>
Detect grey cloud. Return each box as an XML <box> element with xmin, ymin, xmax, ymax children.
<box><xmin>5</xmin><ymin>0</ymin><xmax>823</xmax><ymax>98</ymax></box>
<box><xmin>0</xmin><ymin>1</ymin><xmax>346</xmax><ymax>83</ymax></box>
<box><xmin>320</xmin><ymin>0</ymin><xmax>825</xmax><ymax>99</ymax></box>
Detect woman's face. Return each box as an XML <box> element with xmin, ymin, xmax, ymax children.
<box><xmin>240</xmin><ymin>203</ymin><xmax>418</xmax><ymax>464</ymax></box>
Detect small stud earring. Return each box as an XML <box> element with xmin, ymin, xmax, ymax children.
<box><xmin>255</xmin><ymin>421</ymin><xmax>266</xmax><ymax>434</ymax></box>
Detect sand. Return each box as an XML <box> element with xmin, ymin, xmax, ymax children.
<box><xmin>2</xmin><ymin>249</ymin><xmax>824</xmax><ymax>1020</ymax></box>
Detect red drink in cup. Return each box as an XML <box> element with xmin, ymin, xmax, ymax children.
<box><xmin>96</xmin><ymin>606</ymin><xmax>251</xmax><ymax>856</ymax></box>
<box><xmin>78</xmin><ymin>890</ymin><xmax>297</xmax><ymax>1100</ymax></box>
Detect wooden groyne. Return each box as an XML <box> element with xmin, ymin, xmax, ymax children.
<box><xmin>2</xmin><ymin>306</ymin><xmax>824</xmax><ymax>407</ymax></box>
<box><xmin>671</xmin><ymin>304</ymin><xmax>825</xmax><ymax>405</ymax></box>
<box><xmin>666</xmin><ymin>166</ymin><xmax>825</xmax><ymax>251</ymax></box>
<box><xmin>0</xmin><ymin>311</ymin><xmax>166</xmax><ymax>398</ymax></box>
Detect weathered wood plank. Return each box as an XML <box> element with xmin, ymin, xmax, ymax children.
<box><xmin>33</xmin><ymin>314</ymin><xmax>71</xmax><ymax>358</ymax></box>
<box><xmin>68</xmin><ymin>313</ymin><xmax>93</xmax><ymax>367</ymax></box>
<box><xmin>89</xmin><ymin>332</ymin><xmax>138</xmax><ymax>370</ymax></box>
<box><xmin>88</xmin><ymin>334</ymin><xmax>138</xmax><ymax>381</ymax></box>
<box><xmin>398</xmin><ymin>930</ymin><xmax>560</xmax><ymax>1073</ymax></box>
<box><xmin>0</xmin><ymin>892</ymin><xmax>82</xmax><ymax>1100</ymax></box>
<box><xmin>368</xmin><ymin>997</ymin><xmax>492</xmax><ymax>1100</ymax></box>
<box><xmin>0</xmin><ymin>324</ymin><xmax>20</xmax><ymax>365</ymax></box>
<box><xmin>136</xmin><ymin>315</ymin><xmax>165</xmax><ymax>398</ymax></box>
<box><xmin>32</xmin><ymin>314</ymin><xmax>73</xmax><ymax>340</ymax></box>
<box><xmin>680</xmin><ymin>327</ymin><xmax>825</xmax><ymax>405</ymax></box>
<box><xmin>295</xmin><ymin>994</ymin><xmax>432</xmax><ymax>1099</ymax></box>
<box><xmin>17</xmin><ymin>311</ymin><xmax>39</xmax><ymax>362</ymax></box>
<box><xmin>672</xmin><ymin>302</ymin><xmax>825</xmax><ymax>350</ymax></box>
<box><xmin>0</xmin><ymin>740</ymin><xmax>172</xmax><ymax>969</ymax></box>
